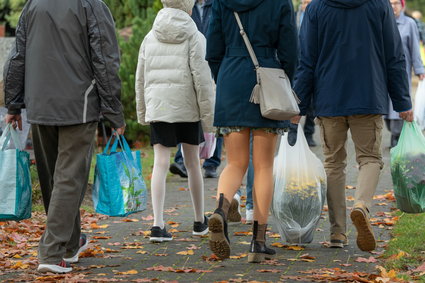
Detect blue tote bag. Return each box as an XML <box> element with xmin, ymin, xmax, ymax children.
<box><xmin>0</xmin><ymin>124</ymin><xmax>32</xmax><ymax>221</ymax></box>
<box><xmin>92</xmin><ymin>134</ymin><xmax>147</xmax><ymax>216</ymax></box>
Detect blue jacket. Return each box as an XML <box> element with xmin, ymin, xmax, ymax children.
<box><xmin>294</xmin><ymin>0</ymin><xmax>412</xmax><ymax>117</ymax></box>
<box><xmin>206</xmin><ymin>0</ymin><xmax>298</xmax><ymax>128</ymax></box>
<box><xmin>192</xmin><ymin>0</ymin><xmax>213</xmax><ymax>36</ymax></box>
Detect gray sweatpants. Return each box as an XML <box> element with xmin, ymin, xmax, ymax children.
<box><xmin>32</xmin><ymin>123</ymin><xmax>97</xmax><ymax>264</ymax></box>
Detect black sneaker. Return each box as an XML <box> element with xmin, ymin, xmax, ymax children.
<box><xmin>169</xmin><ymin>163</ymin><xmax>188</xmax><ymax>178</ymax></box>
<box><xmin>150</xmin><ymin>226</ymin><xmax>173</xmax><ymax>242</ymax></box>
<box><xmin>63</xmin><ymin>234</ymin><xmax>89</xmax><ymax>263</ymax></box>
<box><xmin>193</xmin><ymin>216</ymin><xmax>209</xmax><ymax>236</ymax></box>
<box><xmin>204</xmin><ymin>166</ymin><xmax>218</xmax><ymax>178</ymax></box>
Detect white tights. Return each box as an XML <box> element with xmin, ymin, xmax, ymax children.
<box><xmin>151</xmin><ymin>143</ymin><xmax>204</xmax><ymax>228</ymax></box>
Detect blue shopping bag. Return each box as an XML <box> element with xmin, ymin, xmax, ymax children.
<box><xmin>0</xmin><ymin>124</ymin><xmax>32</xmax><ymax>221</ymax></box>
<box><xmin>92</xmin><ymin>134</ymin><xmax>147</xmax><ymax>216</ymax></box>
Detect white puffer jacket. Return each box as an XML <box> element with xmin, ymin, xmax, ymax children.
<box><xmin>135</xmin><ymin>8</ymin><xmax>214</xmax><ymax>132</ymax></box>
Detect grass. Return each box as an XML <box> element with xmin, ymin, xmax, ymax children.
<box><xmin>382</xmin><ymin>211</ymin><xmax>425</xmax><ymax>282</ymax></box>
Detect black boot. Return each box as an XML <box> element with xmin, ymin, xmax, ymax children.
<box><xmin>248</xmin><ymin>221</ymin><xmax>276</xmax><ymax>263</ymax></box>
<box><xmin>208</xmin><ymin>193</ymin><xmax>231</xmax><ymax>259</ymax></box>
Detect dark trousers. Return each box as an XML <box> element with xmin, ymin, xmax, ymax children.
<box><xmin>33</xmin><ymin>122</ymin><xmax>97</xmax><ymax>264</ymax></box>
<box><xmin>174</xmin><ymin>136</ymin><xmax>223</xmax><ymax>169</ymax></box>
<box><xmin>289</xmin><ymin>104</ymin><xmax>316</xmax><ymax>137</ymax></box>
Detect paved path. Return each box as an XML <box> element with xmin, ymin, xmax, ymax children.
<box><xmin>3</xmin><ymin>126</ymin><xmax>396</xmax><ymax>282</ymax></box>
<box><xmin>72</xmin><ymin>126</ymin><xmax>394</xmax><ymax>282</ymax></box>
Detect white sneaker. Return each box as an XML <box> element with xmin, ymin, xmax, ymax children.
<box><xmin>245</xmin><ymin>209</ymin><xmax>253</xmax><ymax>224</ymax></box>
<box><xmin>37</xmin><ymin>260</ymin><xmax>72</xmax><ymax>273</ymax></box>
<box><xmin>63</xmin><ymin>234</ymin><xmax>89</xmax><ymax>263</ymax></box>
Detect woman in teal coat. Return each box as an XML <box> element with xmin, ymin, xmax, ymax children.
<box><xmin>206</xmin><ymin>0</ymin><xmax>297</xmax><ymax>263</ymax></box>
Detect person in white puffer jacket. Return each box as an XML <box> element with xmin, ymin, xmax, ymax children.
<box><xmin>135</xmin><ymin>0</ymin><xmax>215</xmax><ymax>243</ymax></box>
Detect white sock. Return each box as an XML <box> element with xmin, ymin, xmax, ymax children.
<box><xmin>181</xmin><ymin>143</ymin><xmax>204</xmax><ymax>223</ymax></box>
<box><xmin>151</xmin><ymin>144</ymin><xmax>171</xmax><ymax>228</ymax></box>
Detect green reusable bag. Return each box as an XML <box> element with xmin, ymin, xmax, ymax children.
<box><xmin>390</xmin><ymin>121</ymin><xmax>425</xmax><ymax>213</ymax></box>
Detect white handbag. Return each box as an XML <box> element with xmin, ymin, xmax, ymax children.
<box><xmin>234</xmin><ymin>12</ymin><xmax>300</xmax><ymax>120</ymax></box>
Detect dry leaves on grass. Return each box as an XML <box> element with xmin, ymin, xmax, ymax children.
<box><xmin>281</xmin><ymin>267</ymin><xmax>379</xmax><ymax>282</ymax></box>
<box><xmin>355</xmin><ymin>256</ymin><xmax>378</xmax><ymax>263</ymax></box>
<box><xmin>145</xmin><ymin>265</ymin><xmax>212</xmax><ymax>273</ymax></box>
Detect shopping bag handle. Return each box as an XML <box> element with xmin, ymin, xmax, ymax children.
<box><xmin>0</xmin><ymin>124</ymin><xmax>24</xmax><ymax>151</ymax></box>
<box><xmin>106</xmin><ymin>132</ymin><xmax>137</xmax><ymax>164</ymax></box>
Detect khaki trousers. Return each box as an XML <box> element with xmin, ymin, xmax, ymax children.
<box><xmin>317</xmin><ymin>115</ymin><xmax>384</xmax><ymax>235</ymax></box>
<box><xmin>32</xmin><ymin>123</ymin><xmax>97</xmax><ymax>264</ymax></box>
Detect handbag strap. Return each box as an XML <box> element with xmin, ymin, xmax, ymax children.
<box><xmin>233</xmin><ymin>12</ymin><xmax>260</xmax><ymax>70</ymax></box>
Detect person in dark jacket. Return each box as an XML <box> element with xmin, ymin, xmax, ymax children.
<box><xmin>169</xmin><ymin>0</ymin><xmax>225</xmax><ymax>180</ymax></box>
<box><xmin>3</xmin><ymin>0</ymin><xmax>125</xmax><ymax>273</ymax></box>
<box><xmin>206</xmin><ymin>0</ymin><xmax>297</xmax><ymax>262</ymax></box>
<box><xmin>292</xmin><ymin>0</ymin><xmax>413</xmax><ymax>252</ymax></box>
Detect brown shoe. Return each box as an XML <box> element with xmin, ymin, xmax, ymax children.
<box><xmin>227</xmin><ymin>195</ymin><xmax>242</xmax><ymax>223</ymax></box>
<box><xmin>330</xmin><ymin>233</ymin><xmax>348</xmax><ymax>248</ymax></box>
<box><xmin>350</xmin><ymin>206</ymin><xmax>376</xmax><ymax>251</ymax></box>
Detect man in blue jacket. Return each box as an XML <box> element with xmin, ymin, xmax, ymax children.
<box><xmin>292</xmin><ymin>0</ymin><xmax>413</xmax><ymax>252</ymax></box>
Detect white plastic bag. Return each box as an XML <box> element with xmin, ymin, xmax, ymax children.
<box><xmin>414</xmin><ymin>80</ymin><xmax>425</xmax><ymax>129</ymax></box>
<box><xmin>271</xmin><ymin>124</ymin><xmax>326</xmax><ymax>244</ymax></box>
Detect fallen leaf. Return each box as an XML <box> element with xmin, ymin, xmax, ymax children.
<box><xmin>145</xmin><ymin>265</ymin><xmax>212</xmax><ymax>273</ymax></box>
<box><xmin>90</xmin><ymin>223</ymin><xmax>109</xmax><ymax>229</ymax></box>
<box><xmin>345</xmin><ymin>185</ymin><xmax>356</xmax><ymax>190</ymax></box>
<box><xmin>286</xmin><ymin>245</ymin><xmax>305</xmax><ymax>251</ymax></box>
<box><xmin>234</xmin><ymin>231</ymin><xmax>252</xmax><ymax>236</ymax></box>
<box><xmin>257</xmin><ymin>269</ymin><xmax>280</xmax><ymax>273</ymax></box>
<box><xmin>176</xmin><ymin>250</ymin><xmax>194</xmax><ymax>255</ymax></box>
<box><xmin>229</xmin><ymin>253</ymin><xmax>248</xmax><ymax>259</ymax></box>
<box><xmin>136</xmin><ymin>250</ymin><xmax>148</xmax><ymax>254</ymax></box>
<box><xmin>122</xmin><ymin>218</ymin><xmax>139</xmax><ymax>222</ymax></box>
<box><xmin>413</xmin><ymin>262</ymin><xmax>425</xmax><ymax>272</ymax></box>
<box><xmin>93</xmin><ymin>236</ymin><xmax>111</xmax><ymax>239</ymax></box>
<box><xmin>178</xmin><ymin>187</ymin><xmax>189</xmax><ymax>191</ymax></box>
<box><xmin>355</xmin><ymin>256</ymin><xmax>377</xmax><ymax>263</ymax></box>
<box><xmin>114</xmin><ymin>269</ymin><xmax>138</xmax><ymax>275</ymax></box>
<box><xmin>268</xmin><ymin>233</ymin><xmax>281</xmax><ymax>238</ymax></box>
<box><xmin>141</xmin><ymin>215</ymin><xmax>154</xmax><ymax>221</ymax></box>
<box><xmin>339</xmin><ymin>263</ymin><xmax>353</xmax><ymax>267</ymax></box>
<box><xmin>271</xmin><ymin>242</ymin><xmax>285</xmax><ymax>248</ymax></box>
<box><xmin>202</xmin><ymin>254</ymin><xmax>221</xmax><ymax>262</ymax></box>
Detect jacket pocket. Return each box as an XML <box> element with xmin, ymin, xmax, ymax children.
<box><xmin>83</xmin><ymin>80</ymin><xmax>96</xmax><ymax>123</ymax></box>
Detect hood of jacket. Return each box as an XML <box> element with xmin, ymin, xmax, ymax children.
<box><xmin>222</xmin><ymin>0</ymin><xmax>265</xmax><ymax>12</ymax></box>
<box><xmin>324</xmin><ymin>0</ymin><xmax>369</xmax><ymax>9</ymax></box>
<box><xmin>153</xmin><ymin>8</ymin><xmax>198</xmax><ymax>44</ymax></box>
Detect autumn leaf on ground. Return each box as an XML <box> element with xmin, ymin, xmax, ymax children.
<box><xmin>257</xmin><ymin>269</ymin><xmax>280</xmax><ymax>273</ymax></box>
<box><xmin>413</xmin><ymin>262</ymin><xmax>425</xmax><ymax>272</ymax></box>
<box><xmin>10</xmin><ymin>261</ymin><xmax>30</xmax><ymax>269</ymax></box>
<box><xmin>93</xmin><ymin>236</ymin><xmax>111</xmax><ymax>239</ymax></box>
<box><xmin>145</xmin><ymin>265</ymin><xmax>212</xmax><ymax>273</ymax></box>
<box><xmin>268</xmin><ymin>233</ymin><xmax>280</xmax><ymax>238</ymax></box>
<box><xmin>187</xmin><ymin>244</ymin><xmax>201</xmax><ymax>250</ymax></box>
<box><xmin>103</xmin><ymin>248</ymin><xmax>120</xmax><ymax>253</ymax></box>
<box><xmin>168</xmin><ymin>228</ymin><xmax>179</xmax><ymax>233</ymax></box>
<box><xmin>113</xmin><ymin>269</ymin><xmax>138</xmax><ymax>275</ymax></box>
<box><xmin>286</xmin><ymin>245</ymin><xmax>305</xmax><ymax>251</ymax></box>
<box><xmin>300</xmin><ymin>254</ymin><xmax>316</xmax><ymax>261</ymax></box>
<box><xmin>355</xmin><ymin>256</ymin><xmax>377</xmax><ymax>263</ymax></box>
<box><xmin>122</xmin><ymin>218</ymin><xmax>139</xmax><ymax>222</ymax></box>
<box><xmin>271</xmin><ymin>242</ymin><xmax>285</xmax><ymax>248</ymax></box>
<box><xmin>79</xmin><ymin>246</ymin><xmax>104</xmax><ymax>258</ymax></box>
<box><xmin>345</xmin><ymin>185</ymin><xmax>356</xmax><ymax>190</ymax></box>
<box><xmin>340</xmin><ymin>263</ymin><xmax>352</xmax><ymax>267</ymax></box>
<box><xmin>229</xmin><ymin>253</ymin><xmax>248</xmax><ymax>259</ymax></box>
<box><xmin>153</xmin><ymin>253</ymin><xmax>168</xmax><ymax>256</ymax></box>
<box><xmin>388</xmin><ymin>250</ymin><xmax>408</xmax><ymax>260</ymax></box>
<box><xmin>376</xmin><ymin>266</ymin><xmax>398</xmax><ymax>280</ymax></box>
<box><xmin>178</xmin><ymin>187</ymin><xmax>189</xmax><ymax>191</ymax></box>
<box><xmin>237</xmin><ymin>241</ymin><xmax>251</xmax><ymax>245</ymax></box>
<box><xmin>201</xmin><ymin>254</ymin><xmax>220</xmax><ymax>262</ymax></box>
<box><xmin>136</xmin><ymin>250</ymin><xmax>148</xmax><ymax>254</ymax></box>
<box><xmin>90</xmin><ymin>223</ymin><xmax>109</xmax><ymax>229</ymax></box>
<box><xmin>176</xmin><ymin>250</ymin><xmax>194</xmax><ymax>255</ymax></box>
<box><xmin>141</xmin><ymin>215</ymin><xmax>154</xmax><ymax>221</ymax></box>
<box><xmin>346</xmin><ymin>196</ymin><xmax>355</xmax><ymax>201</ymax></box>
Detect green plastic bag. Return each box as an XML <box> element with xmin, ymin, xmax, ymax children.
<box><xmin>390</xmin><ymin>121</ymin><xmax>425</xmax><ymax>213</ymax></box>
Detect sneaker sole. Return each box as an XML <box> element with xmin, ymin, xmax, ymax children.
<box><xmin>248</xmin><ymin>252</ymin><xmax>273</xmax><ymax>263</ymax></box>
<box><xmin>329</xmin><ymin>241</ymin><xmax>344</xmax><ymax>248</ymax></box>
<box><xmin>193</xmin><ymin>227</ymin><xmax>209</xmax><ymax>236</ymax></box>
<box><xmin>37</xmin><ymin>264</ymin><xmax>72</xmax><ymax>273</ymax></box>
<box><xmin>350</xmin><ymin>209</ymin><xmax>376</xmax><ymax>251</ymax></box>
<box><xmin>63</xmin><ymin>238</ymin><xmax>90</xmax><ymax>263</ymax></box>
<box><xmin>227</xmin><ymin>199</ymin><xmax>242</xmax><ymax>223</ymax></box>
<box><xmin>208</xmin><ymin>214</ymin><xmax>230</xmax><ymax>259</ymax></box>
<box><xmin>149</xmin><ymin>237</ymin><xmax>173</xmax><ymax>243</ymax></box>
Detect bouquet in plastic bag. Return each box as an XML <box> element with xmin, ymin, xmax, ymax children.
<box><xmin>414</xmin><ymin>81</ymin><xmax>425</xmax><ymax>129</ymax></box>
<box><xmin>271</xmin><ymin>124</ymin><xmax>326</xmax><ymax>244</ymax></box>
<box><xmin>390</xmin><ymin>121</ymin><xmax>425</xmax><ymax>213</ymax></box>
